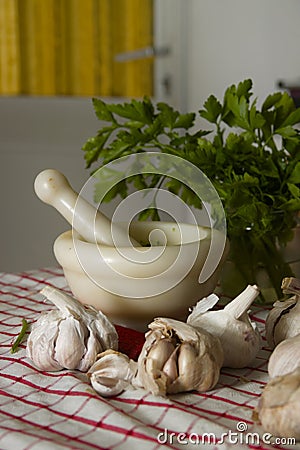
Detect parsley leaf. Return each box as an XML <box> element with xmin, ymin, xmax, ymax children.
<box><xmin>11</xmin><ymin>318</ymin><xmax>29</xmax><ymax>354</ymax></box>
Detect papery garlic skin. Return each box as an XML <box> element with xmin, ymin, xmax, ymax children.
<box><xmin>88</xmin><ymin>350</ymin><xmax>137</xmax><ymax>397</ymax></box>
<box><xmin>26</xmin><ymin>310</ymin><xmax>64</xmax><ymax>371</ymax></box>
<box><xmin>265</xmin><ymin>296</ymin><xmax>300</xmax><ymax>349</ymax></box>
<box><xmin>135</xmin><ymin>317</ymin><xmax>223</xmax><ymax>396</ymax></box>
<box><xmin>26</xmin><ymin>286</ymin><xmax>118</xmax><ymax>372</ymax></box>
<box><xmin>187</xmin><ymin>285</ymin><xmax>261</xmax><ymax>368</ymax></box>
<box><xmin>257</xmin><ymin>367</ymin><xmax>300</xmax><ymax>440</ymax></box>
<box><xmin>268</xmin><ymin>334</ymin><xmax>300</xmax><ymax>378</ymax></box>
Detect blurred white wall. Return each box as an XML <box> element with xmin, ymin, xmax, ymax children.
<box><xmin>0</xmin><ymin>97</ymin><xmax>99</xmax><ymax>271</ymax></box>
<box><xmin>185</xmin><ymin>0</ymin><xmax>300</xmax><ymax>113</ymax></box>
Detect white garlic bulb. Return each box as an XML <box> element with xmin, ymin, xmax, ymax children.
<box><xmin>257</xmin><ymin>367</ymin><xmax>300</xmax><ymax>440</ymax></box>
<box><xmin>268</xmin><ymin>334</ymin><xmax>300</xmax><ymax>378</ymax></box>
<box><xmin>88</xmin><ymin>350</ymin><xmax>137</xmax><ymax>397</ymax></box>
<box><xmin>187</xmin><ymin>285</ymin><xmax>261</xmax><ymax>368</ymax></box>
<box><xmin>27</xmin><ymin>286</ymin><xmax>118</xmax><ymax>371</ymax></box>
<box><xmin>135</xmin><ymin>317</ymin><xmax>224</xmax><ymax>396</ymax></box>
<box><xmin>265</xmin><ymin>277</ymin><xmax>300</xmax><ymax>349</ymax></box>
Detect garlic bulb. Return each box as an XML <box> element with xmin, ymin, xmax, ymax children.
<box><xmin>268</xmin><ymin>334</ymin><xmax>300</xmax><ymax>378</ymax></box>
<box><xmin>282</xmin><ymin>276</ymin><xmax>300</xmax><ymax>296</ymax></box>
<box><xmin>135</xmin><ymin>317</ymin><xmax>223</xmax><ymax>396</ymax></box>
<box><xmin>27</xmin><ymin>286</ymin><xmax>118</xmax><ymax>371</ymax></box>
<box><xmin>88</xmin><ymin>350</ymin><xmax>137</xmax><ymax>397</ymax></box>
<box><xmin>265</xmin><ymin>277</ymin><xmax>300</xmax><ymax>349</ymax></box>
<box><xmin>257</xmin><ymin>367</ymin><xmax>300</xmax><ymax>440</ymax></box>
<box><xmin>187</xmin><ymin>285</ymin><xmax>261</xmax><ymax>368</ymax></box>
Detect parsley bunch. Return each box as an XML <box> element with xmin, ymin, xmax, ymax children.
<box><xmin>83</xmin><ymin>80</ymin><xmax>300</xmax><ymax>301</ymax></box>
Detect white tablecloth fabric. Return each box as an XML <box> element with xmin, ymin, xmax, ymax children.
<box><xmin>0</xmin><ymin>267</ymin><xmax>298</xmax><ymax>450</ymax></box>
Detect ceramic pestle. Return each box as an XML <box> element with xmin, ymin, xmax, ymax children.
<box><xmin>34</xmin><ymin>169</ymin><xmax>139</xmax><ymax>247</ymax></box>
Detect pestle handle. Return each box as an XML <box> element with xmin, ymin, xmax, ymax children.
<box><xmin>34</xmin><ymin>169</ymin><xmax>138</xmax><ymax>247</ymax></box>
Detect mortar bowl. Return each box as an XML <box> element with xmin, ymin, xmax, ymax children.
<box><xmin>54</xmin><ymin>221</ymin><xmax>229</xmax><ymax>331</ymax></box>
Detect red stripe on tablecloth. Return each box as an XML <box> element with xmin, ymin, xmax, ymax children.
<box><xmin>0</xmin><ymin>373</ymin><xmax>91</xmax><ymax>397</ymax></box>
<box><xmin>0</xmin><ymin>282</ymin><xmax>47</xmax><ymax>305</ymax></box>
<box><xmin>15</xmin><ymin>273</ymin><xmax>66</xmax><ymax>288</ymax></box>
<box><xmin>114</xmin><ymin>394</ymin><xmax>254</xmax><ymax>425</ymax></box>
<box><xmin>249</xmin><ymin>366</ymin><xmax>268</xmax><ymax>374</ymax></box>
<box><xmin>0</xmin><ymin>280</ymin><xmax>67</xmax><ymax>297</ymax></box>
<box><xmin>0</xmin><ymin>356</ymin><xmax>93</xmax><ymax>381</ymax></box>
<box><xmin>261</xmin><ymin>345</ymin><xmax>272</xmax><ymax>352</ymax></box>
<box><xmin>34</xmin><ymin>267</ymin><xmax>64</xmax><ymax>276</ymax></box>
<box><xmin>0</xmin><ymin>390</ymin><xmax>169</xmax><ymax>448</ymax></box>
<box><xmin>0</xmin><ymin>411</ymin><xmax>109</xmax><ymax>450</ymax></box>
<box><xmin>255</xmin><ymin>355</ymin><xmax>270</xmax><ymax>362</ymax></box>
<box><xmin>0</xmin><ymin>305</ymin><xmax>42</xmax><ymax>317</ymax></box>
<box><xmin>196</xmin><ymin>391</ymin><xmax>254</xmax><ymax>409</ymax></box>
<box><xmin>0</xmin><ymin>269</ymin><xmax>67</xmax><ymax>293</ymax></box>
<box><xmin>167</xmin><ymin>398</ymin><xmax>254</xmax><ymax>424</ymax></box>
<box><xmin>0</xmin><ymin>331</ymin><xmax>19</xmax><ymax>338</ymax></box>
<box><xmin>0</xmin><ymin>282</ymin><xmax>41</xmax><ymax>295</ymax></box>
<box><xmin>220</xmin><ymin>370</ymin><xmax>267</xmax><ymax>386</ymax></box>
<box><xmin>216</xmin><ymin>383</ymin><xmax>261</xmax><ymax>397</ymax></box>
<box><xmin>0</xmin><ymin>310</ymin><xmax>39</xmax><ymax>321</ymax></box>
<box><xmin>0</xmin><ymin>345</ymin><xmax>27</xmax><ymax>354</ymax></box>
<box><xmin>0</xmin><ymin>320</ymin><xmax>32</xmax><ymax>328</ymax></box>
<box><xmin>0</xmin><ymin>388</ymin><xmax>99</xmax><ymax>426</ymax></box>
<box><xmin>114</xmin><ymin>388</ymin><xmax>255</xmax><ymax>411</ymax></box>
<box><xmin>250</xmin><ymin>315</ymin><xmax>266</xmax><ymax>324</ymax></box>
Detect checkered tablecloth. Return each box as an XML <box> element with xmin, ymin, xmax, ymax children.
<box><xmin>0</xmin><ymin>268</ymin><xmax>299</xmax><ymax>450</ymax></box>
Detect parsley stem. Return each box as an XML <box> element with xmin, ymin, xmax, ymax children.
<box><xmin>11</xmin><ymin>318</ymin><xmax>29</xmax><ymax>354</ymax></box>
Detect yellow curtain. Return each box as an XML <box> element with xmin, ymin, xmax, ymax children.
<box><xmin>0</xmin><ymin>0</ymin><xmax>153</xmax><ymax>97</ymax></box>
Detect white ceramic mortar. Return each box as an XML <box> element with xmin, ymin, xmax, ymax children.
<box><xmin>54</xmin><ymin>222</ymin><xmax>229</xmax><ymax>331</ymax></box>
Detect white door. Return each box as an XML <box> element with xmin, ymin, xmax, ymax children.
<box><xmin>153</xmin><ymin>0</ymin><xmax>188</xmax><ymax>111</ymax></box>
<box><xmin>114</xmin><ymin>0</ymin><xmax>188</xmax><ymax>110</ymax></box>
<box><xmin>155</xmin><ymin>0</ymin><xmax>300</xmax><ymax>114</ymax></box>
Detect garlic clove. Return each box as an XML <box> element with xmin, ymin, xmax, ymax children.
<box><xmin>40</xmin><ymin>286</ymin><xmax>85</xmax><ymax>318</ymax></box>
<box><xmin>166</xmin><ymin>342</ymin><xmax>197</xmax><ymax>394</ymax></box>
<box><xmin>89</xmin><ymin>308</ymin><xmax>119</xmax><ymax>351</ymax></box>
<box><xmin>26</xmin><ymin>310</ymin><xmax>63</xmax><ymax>371</ymax></box>
<box><xmin>145</xmin><ymin>338</ymin><xmax>176</xmax><ymax>376</ymax></box>
<box><xmin>76</xmin><ymin>328</ymin><xmax>101</xmax><ymax>372</ymax></box>
<box><xmin>162</xmin><ymin>346</ymin><xmax>179</xmax><ymax>383</ymax></box>
<box><xmin>257</xmin><ymin>367</ymin><xmax>300</xmax><ymax>440</ymax></box>
<box><xmin>54</xmin><ymin>316</ymin><xmax>87</xmax><ymax>370</ymax></box>
<box><xmin>268</xmin><ymin>334</ymin><xmax>300</xmax><ymax>378</ymax></box>
<box><xmin>223</xmin><ymin>284</ymin><xmax>260</xmax><ymax>319</ymax></box>
<box><xmin>188</xmin><ymin>293</ymin><xmax>219</xmax><ymax>314</ymax></box>
<box><xmin>88</xmin><ymin>350</ymin><xmax>138</xmax><ymax>397</ymax></box>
